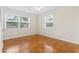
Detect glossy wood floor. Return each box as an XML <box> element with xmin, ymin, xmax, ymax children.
<box><xmin>3</xmin><ymin>34</ymin><xmax>79</xmax><ymax>53</ymax></box>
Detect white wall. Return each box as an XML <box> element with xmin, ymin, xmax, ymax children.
<box><xmin>38</xmin><ymin>6</ymin><xmax>79</xmax><ymax>44</ymax></box>
<box><xmin>3</xmin><ymin>7</ymin><xmax>37</xmax><ymax>40</ymax></box>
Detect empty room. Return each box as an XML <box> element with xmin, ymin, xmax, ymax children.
<box><xmin>1</xmin><ymin>6</ymin><xmax>79</xmax><ymax>53</ymax></box>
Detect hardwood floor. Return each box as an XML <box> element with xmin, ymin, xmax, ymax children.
<box><xmin>3</xmin><ymin>34</ymin><xmax>79</xmax><ymax>53</ymax></box>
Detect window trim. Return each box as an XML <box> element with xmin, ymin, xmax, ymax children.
<box><xmin>4</xmin><ymin>14</ymin><xmax>30</xmax><ymax>29</ymax></box>
<box><xmin>44</xmin><ymin>15</ymin><xmax>54</xmax><ymax>28</ymax></box>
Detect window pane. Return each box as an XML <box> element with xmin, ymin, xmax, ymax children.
<box><xmin>20</xmin><ymin>16</ymin><xmax>28</xmax><ymax>22</ymax></box>
<box><xmin>6</xmin><ymin>22</ymin><xmax>18</xmax><ymax>28</ymax></box>
<box><xmin>45</xmin><ymin>15</ymin><xmax>53</xmax><ymax>22</ymax></box>
<box><xmin>6</xmin><ymin>15</ymin><xmax>18</xmax><ymax>21</ymax></box>
<box><xmin>46</xmin><ymin>22</ymin><xmax>53</xmax><ymax>27</ymax></box>
<box><xmin>20</xmin><ymin>23</ymin><xmax>29</xmax><ymax>28</ymax></box>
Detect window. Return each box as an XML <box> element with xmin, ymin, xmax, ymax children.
<box><xmin>20</xmin><ymin>16</ymin><xmax>30</xmax><ymax>28</ymax></box>
<box><xmin>44</xmin><ymin>15</ymin><xmax>54</xmax><ymax>28</ymax></box>
<box><xmin>5</xmin><ymin>15</ymin><xmax>19</xmax><ymax>29</ymax></box>
<box><xmin>5</xmin><ymin>14</ymin><xmax>30</xmax><ymax>29</ymax></box>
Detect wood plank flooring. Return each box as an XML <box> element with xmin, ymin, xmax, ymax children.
<box><xmin>3</xmin><ymin>34</ymin><xmax>79</xmax><ymax>53</ymax></box>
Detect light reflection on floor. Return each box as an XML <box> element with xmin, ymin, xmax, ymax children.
<box><xmin>5</xmin><ymin>43</ymin><xmax>54</xmax><ymax>53</ymax></box>
<box><xmin>6</xmin><ymin>46</ymin><xmax>19</xmax><ymax>53</ymax></box>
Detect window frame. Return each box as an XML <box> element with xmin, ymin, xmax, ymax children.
<box><xmin>20</xmin><ymin>16</ymin><xmax>30</xmax><ymax>29</ymax></box>
<box><xmin>44</xmin><ymin>15</ymin><xmax>54</xmax><ymax>28</ymax></box>
<box><xmin>4</xmin><ymin>14</ymin><xmax>30</xmax><ymax>29</ymax></box>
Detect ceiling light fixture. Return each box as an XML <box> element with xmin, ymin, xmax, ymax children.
<box><xmin>33</xmin><ymin>6</ymin><xmax>45</xmax><ymax>12</ymax></box>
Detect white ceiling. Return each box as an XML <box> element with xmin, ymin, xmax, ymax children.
<box><xmin>6</xmin><ymin>6</ymin><xmax>56</xmax><ymax>14</ymax></box>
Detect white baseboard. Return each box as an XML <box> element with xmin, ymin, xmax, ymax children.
<box><xmin>39</xmin><ymin>34</ymin><xmax>79</xmax><ymax>45</ymax></box>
